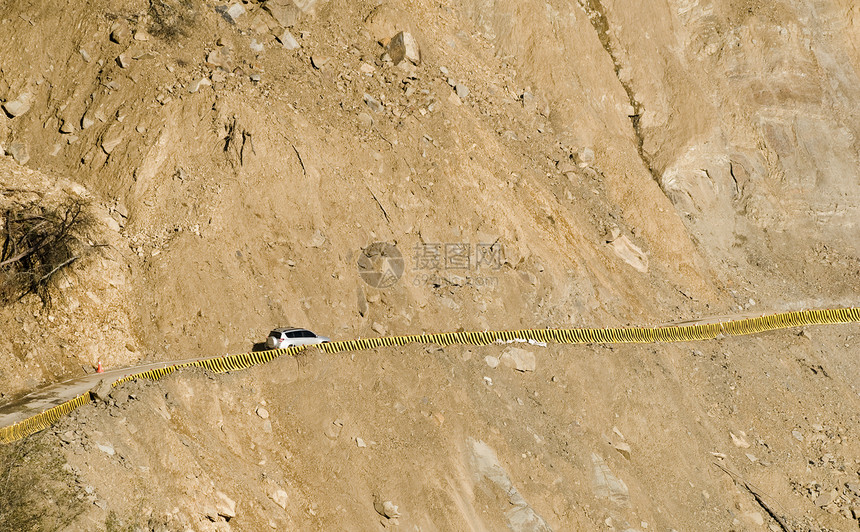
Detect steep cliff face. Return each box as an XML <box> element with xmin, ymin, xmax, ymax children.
<box><xmin>463</xmin><ymin>0</ymin><xmax>860</xmax><ymax>303</ymax></box>
<box><xmin>1</xmin><ymin>0</ymin><xmax>860</xmax><ymax>530</ymax></box>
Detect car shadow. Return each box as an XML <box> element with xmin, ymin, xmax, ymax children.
<box><xmin>251</xmin><ymin>342</ymin><xmax>269</xmax><ymax>352</ymax></box>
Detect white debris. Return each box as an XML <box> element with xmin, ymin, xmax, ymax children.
<box><xmin>494</xmin><ymin>338</ymin><xmax>547</xmax><ymax>347</ymax></box>
<box><xmin>277</xmin><ymin>30</ymin><xmax>299</xmax><ymax>50</ymax></box>
<box><xmin>226</xmin><ymin>3</ymin><xmax>246</xmax><ymax>21</ymax></box>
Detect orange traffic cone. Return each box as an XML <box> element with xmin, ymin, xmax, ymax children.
<box><xmin>96</xmin><ymin>360</ymin><xmax>104</xmax><ymax>373</ymax></box>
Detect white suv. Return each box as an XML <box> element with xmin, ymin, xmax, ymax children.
<box><xmin>266</xmin><ymin>327</ymin><xmax>331</xmax><ymax>349</ymax></box>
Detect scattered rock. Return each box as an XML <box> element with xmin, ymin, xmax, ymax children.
<box><xmin>81</xmin><ymin>115</ymin><xmax>95</xmax><ymax>130</ymax></box>
<box><xmin>276</xmin><ymin>30</ymin><xmax>299</xmax><ymax>50</ymax></box>
<box><xmin>206</xmin><ymin>49</ymin><xmax>230</xmax><ymax>69</ymax></box>
<box><xmin>102</xmin><ymin>135</ymin><xmax>123</xmax><ymax>155</ymax></box>
<box><xmin>7</xmin><ymin>142</ymin><xmax>29</xmax><ymax>164</ymax></box>
<box><xmin>310</xmin><ymin>56</ymin><xmax>329</xmax><ymax>69</ymax></box>
<box><xmin>215</xmin><ymin>491</ymin><xmax>237</xmax><ymax>518</ymax></box>
<box><xmin>264</xmin><ymin>0</ymin><xmax>301</xmax><ymax>27</ymax></box>
<box><xmin>500</xmin><ymin>347</ymin><xmax>536</xmax><ymax>372</ymax></box>
<box><xmin>745</xmin><ymin>511</ymin><xmax>764</xmax><ymax>526</ymax></box>
<box><xmin>250</xmin><ymin>73</ymin><xmax>261</xmax><ymax>82</ymax></box>
<box><xmin>110</xmin><ymin>23</ymin><xmax>129</xmax><ymax>44</ymax></box>
<box><xmin>189</xmin><ymin>78</ymin><xmax>212</xmax><ymax>93</ymax></box>
<box><xmin>256</xmin><ymin>406</ymin><xmax>269</xmax><ymax>419</ymax></box>
<box><xmin>226</xmin><ymin>3</ymin><xmax>246</xmax><ymax>22</ymax></box>
<box><xmin>484</xmin><ymin>355</ymin><xmax>500</xmax><ymax>368</ymax></box>
<box><xmin>96</xmin><ymin>442</ymin><xmax>116</xmax><ymax>456</ymax></box>
<box><xmin>363</xmin><ymin>93</ymin><xmax>383</xmax><ymax>113</ymax></box>
<box><xmin>508</xmin><ymin>505</ymin><xmax>552</xmax><ymax>532</ymax></box>
<box><xmin>469</xmin><ymin>439</ymin><xmax>551</xmax><ymax>530</ymax></box>
<box><xmin>325</xmin><ymin>419</ymin><xmax>344</xmax><ymax>440</ymax></box>
<box><xmin>592</xmin><ymin>453</ymin><xmax>630</xmax><ymax>507</ymax></box>
<box><xmin>250</xmin><ymin>39</ymin><xmax>264</xmax><ymax>53</ymax></box>
<box><xmin>372</xmin><ymin>322</ymin><xmax>387</xmax><ymax>335</ymax></box>
<box><xmin>309</xmin><ymin>229</ymin><xmax>325</xmax><ymax>247</ymax></box>
<box><xmin>60</xmin><ymin>119</ymin><xmax>76</xmax><ymax>134</ymax></box>
<box><xmin>792</xmin><ymin>430</ymin><xmax>804</xmax><ymax>441</ymax></box>
<box><xmin>79</xmin><ymin>48</ymin><xmax>91</xmax><ymax>62</ymax></box>
<box><xmin>815</xmin><ymin>488</ymin><xmax>837</xmax><ymax>507</ymax></box>
<box><xmin>356</xmin><ymin>437</ymin><xmax>367</xmax><ymax>448</ymax></box>
<box><xmin>576</xmin><ymin>147</ymin><xmax>595</xmax><ymax>167</ymax></box>
<box><xmin>203</xmin><ymin>504</ymin><xmax>219</xmax><ymax>522</ymax></box>
<box><xmin>357</xmin><ymin>111</ymin><xmax>373</xmax><ymax>129</ymax></box>
<box><xmin>249</xmin><ymin>13</ymin><xmax>271</xmax><ymax>35</ymax></box>
<box><xmin>116</xmin><ymin>53</ymin><xmax>131</xmax><ymax>69</ymax></box>
<box><xmin>90</xmin><ymin>379</ymin><xmax>114</xmax><ymax>402</ymax></box>
<box><xmin>557</xmin><ymin>159</ymin><xmax>577</xmax><ymax>175</ymax></box>
<box><xmin>133</xmin><ymin>30</ymin><xmax>150</xmax><ymax>41</ymax></box>
<box><xmin>211</xmin><ymin>70</ymin><xmax>228</xmax><ymax>83</ymax></box>
<box><xmin>730</xmin><ymin>431</ymin><xmax>750</xmax><ymax>448</ymax></box>
<box><xmin>269</xmin><ymin>488</ymin><xmax>289</xmax><ymax>510</ymax></box>
<box><xmin>3</xmin><ymin>93</ymin><xmax>33</xmax><ymax>118</ymax></box>
<box><xmin>614</xmin><ymin>442</ymin><xmax>632</xmax><ymax>460</ymax></box>
<box><xmin>521</xmin><ymin>90</ymin><xmax>535</xmax><ymax>110</ymax></box>
<box><xmin>455</xmin><ymin>83</ymin><xmax>469</xmax><ymax>99</ymax></box>
<box><xmin>104</xmin><ymin>215</ymin><xmax>121</xmax><ymax>232</ymax></box>
<box><xmin>387</xmin><ymin>31</ymin><xmax>420</xmax><ymax>65</ymax></box>
<box><xmin>58</xmin><ymin>431</ymin><xmax>76</xmax><ymax>445</ymax></box>
<box><xmin>374</xmin><ymin>500</ymin><xmax>401</xmax><ymax>519</ymax></box>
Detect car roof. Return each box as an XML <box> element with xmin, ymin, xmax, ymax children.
<box><xmin>271</xmin><ymin>327</ymin><xmax>310</xmax><ymax>333</ymax></box>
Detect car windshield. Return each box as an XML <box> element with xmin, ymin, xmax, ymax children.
<box><xmin>269</xmin><ymin>330</ymin><xmax>282</xmax><ymax>337</ymax></box>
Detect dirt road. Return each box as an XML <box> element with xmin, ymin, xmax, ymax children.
<box><xmin>0</xmin><ymin>356</ymin><xmax>223</xmax><ymax>429</ymax></box>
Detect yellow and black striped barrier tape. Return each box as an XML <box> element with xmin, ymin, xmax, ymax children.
<box><xmin>0</xmin><ymin>393</ymin><xmax>93</xmax><ymax>445</ymax></box>
<box><xmin>2</xmin><ymin>307</ymin><xmax>858</xmax><ymax>444</ymax></box>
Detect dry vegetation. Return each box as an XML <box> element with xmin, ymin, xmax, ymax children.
<box><xmin>0</xmin><ymin>434</ymin><xmax>84</xmax><ymax>532</ymax></box>
<box><xmin>0</xmin><ymin>196</ymin><xmax>92</xmax><ymax>305</ymax></box>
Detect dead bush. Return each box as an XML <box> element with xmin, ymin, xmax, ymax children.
<box><xmin>0</xmin><ymin>197</ymin><xmax>93</xmax><ymax>305</ymax></box>
<box><xmin>148</xmin><ymin>0</ymin><xmax>196</xmax><ymax>41</ymax></box>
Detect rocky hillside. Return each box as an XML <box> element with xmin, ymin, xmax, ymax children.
<box><xmin>1</xmin><ymin>0</ymin><xmax>859</xmax><ymax>530</ymax></box>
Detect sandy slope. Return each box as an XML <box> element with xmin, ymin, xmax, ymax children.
<box><xmin>2</xmin><ymin>0</ymin><xmax>860</xmax><ymax>529</ymax></box>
